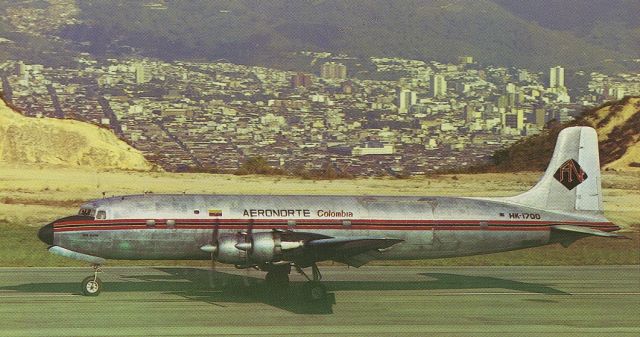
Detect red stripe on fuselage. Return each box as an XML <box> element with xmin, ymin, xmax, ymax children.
<box><xmin>52</xmin><ymin>218</ymin><xmax>616</xmax><ymax>227</ymax></box>
<box><xmin>51</xmin><ymin>218</ymin><xmax>619</xmax><ymax>233</ymax></box>
<box><xmin>53</xmin><ymin>225</ymin><xmax>556</xmax><ymax>232</ymax></box>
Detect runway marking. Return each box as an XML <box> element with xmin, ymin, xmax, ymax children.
<box><xmin>0</xmin><ymin>294</ymin><xmax>77</xmax><ymax>298</ymax></box>
<box><xmin>413</xmin><ymin>292</ymin><xmax>640</xmax><ymax>295</ymax></box>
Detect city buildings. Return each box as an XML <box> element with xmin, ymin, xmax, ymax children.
<box><xmin>320</xmin><ymin>62</ymin><xmax>347</xmax><ymax>80</ymax></box>
<box><xmin>1</xmin><ymin>51</ymin><xmax>635</xmax><ymax>177</ymax></box>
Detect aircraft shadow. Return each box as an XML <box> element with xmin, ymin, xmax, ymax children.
<box><xmin>0</xmin><ymin>268</ymin><xmax>568</xmax><ymax>315</ymax></box>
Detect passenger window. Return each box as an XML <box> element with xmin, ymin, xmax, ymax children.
<box><xmin>96</xmin><ymin>210</ymin><xmax>107</xmax><ymax>220</ymax></box>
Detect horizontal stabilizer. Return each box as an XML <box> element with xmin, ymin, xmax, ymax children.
<box><xmin>550</xmin><ymin>225</ymin><xmax>627</xmax><ymax>247</ymax></box>
<box><xmin>551</xmin><ymin>225</ymin><xmax>625</xmax><ymax>238</ymax></box>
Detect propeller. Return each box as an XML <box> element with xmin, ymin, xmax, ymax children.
<box><xmin>203</xmin><ymin>219</ymin><xmax>219</xmax><ymax>288</ymax></box>
<box><xmin>241</xmin><ymin>219</ymin><xmax>254</xmax><ymax>286</ymax></box>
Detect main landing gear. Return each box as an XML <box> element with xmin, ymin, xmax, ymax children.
<box><xmin>264</xmin><ymin>264</ymin><xmax>291</xmax><ymax>287</ymax></box>
<box><xmin>81</xmin><ymin>264</ymin><xmax>103</xmax><ymax>296</ymax></box>
<box><xmin>264</xmin><ymin>263</ymin><xmax>328</xmax><ymax>301</ymax></box>
<box><xmin>296</xmin><ymin>263</ymin><xmax>327</xmax><ymax>302</ymax></box>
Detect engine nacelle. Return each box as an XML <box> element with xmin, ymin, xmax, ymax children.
<box><xmin>211</xmin><ymin>231</ymin><xmax>304</xmax><ymax>266</ymax></box>
<box><xmin>215</xmin><ymin>233</ymin><xmax>247</xmax><ymax>264</ymax></box>
<box><xmin>247</xmin><ymin>231</ymin><xmax>305</xmax><ymax>263</ymax></box>
<box><xmin>212</xmin><ymin>231</ymin><xmax>305</xmax><ymax>265</ymax></box>
<box><xmin>249</xmin><ymin>231</ymin><xmax>281</xmax><ymax>262</ymax></box>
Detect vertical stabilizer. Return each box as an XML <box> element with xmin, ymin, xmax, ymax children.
<box><xmin>506</xmin><ymin>127</ymin><xmax>603</xmax><ymax>212</ymax></box>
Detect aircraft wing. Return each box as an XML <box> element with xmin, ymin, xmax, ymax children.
<box><xmin>305</xmin><ymin>236</ymin><xmax>403</xmax><ymax>267</ymax></box>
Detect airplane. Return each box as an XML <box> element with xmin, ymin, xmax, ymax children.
<box><xmin>37</xmin><ymin>126</ymin><xmax>624</xmax><ymax>300</ymax></box>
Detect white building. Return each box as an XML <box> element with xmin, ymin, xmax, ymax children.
<box><xmin>430</xmin><ymin>74</ymin><xmax>447</xmax><ymax>97</ymax></box>
<box><xmin>320</xmin><ymin>62</ymin><xmax>347</xmax><ymax>80</ymax></box>
<box><xmin>135</xmin><ymin>63</ymin><xmax>151</xmax><ymax>84</ymax></box>
<box><xmin>397</xmin><ymin>88</ymin><xmax>417</xmax><ymax>114</ymax></box>
<box><xmin>549</xmin><ymin>66</ymin><xmax>565</xmax><ymax>88</ymax></box>
<box><xmin>352</xmin><ymin>142</ymin><xmax>394</xmax><ymax>156</ymax></box>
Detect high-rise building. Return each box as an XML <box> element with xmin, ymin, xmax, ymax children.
<box><xmin>549</xmin><ymin>66</ymin><xmax>564</xmax><ymax>88</ymax></box>
<box><xmin>430</xmin><ymin>74</ymin><xmax>447</xmax><ymax>97</ymax></box>
<box><xmin>397</xmin><ymin>88</ymin><xmax>417</xmax><ymax>114</ymax></box>
<box><xmin>458</xmin><ymin>56</ymin><xmax>474</xmax><ymax>64</ymax></box>
<box><xmin>464</xmin><ymin>104</ymin><xmax>477</xmax><ymax>123</ymax></box>
<box><xmin>517</xmin><ymin>69</ymin><xmax>531</xmax><ymax>82</ymax></box>
<box><xmin>503</xmin><ymin>108</ymin><xmax>524</xmax><ymax>130</ymax></box>
<box><xmin>320</xmin><ymin>62</ymin><xmax>347</xmax><ymax>80</ymax></box>
<box><xmin>290</xmin><ymin>72</ymin><xmax>313</xmax><ymax>88</ymax></box>
<box><xmin>16</xmin><ymin>61</ymin><xmax>26</xmax><ymax>77</ymax></box>
<box><xmin>534</xmin><ymin>107</ymin><xmax>546</xmax><ymax>128</ymax></box>
<box><xmin>135</xmin><ymin>63</ymin><xmax>151</xmax><ymax>84</ymax></box>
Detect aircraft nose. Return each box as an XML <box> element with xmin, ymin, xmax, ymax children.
<box><xmin>37</xmin><ymin>223</ymin><xmax>54</xmax><ymax>245</ymax></box>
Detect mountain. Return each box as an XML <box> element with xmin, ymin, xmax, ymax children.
<box><xmin>56</xmin><ymin>0</ymin><xmax>637</xmax><ymax>72</ymax></box>
<box><xmin>491</xmin><ymin>96</ymin><xmax>640</xmax><ymax>172</ymax></box>
<box><xmin>0</xmin><ymin>98</ymin><xmax>154</xmax><ymax>171</ymax></box>
<box><xmin>493</xmin><ymin>0</ymin><xmax>640</xmax><ymax>57</ymax></box>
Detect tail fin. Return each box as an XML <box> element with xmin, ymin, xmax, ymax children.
<box><xmin>506</xmin><ymin>126</ymin><xmax>603</xmax><ymax>213</ymax></box>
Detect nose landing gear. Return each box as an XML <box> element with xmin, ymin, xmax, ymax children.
<box><xmin>81</xmin><ymin>264</ymin><xmax>103</xmax><ymax>296</ymax></box>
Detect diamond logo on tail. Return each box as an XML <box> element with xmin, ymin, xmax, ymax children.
<box><xmin>553</xmin><ymin>159</ymin><xmax>588</xmax><ymax>190</ymax></box>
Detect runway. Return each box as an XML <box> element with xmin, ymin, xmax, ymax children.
<box><xmin>0</xmin><ymin>266</ymin><xmax>638</xmax><ymax>336</ymax></box>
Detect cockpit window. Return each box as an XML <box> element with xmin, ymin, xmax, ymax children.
<box><xmin>96</xmin><ymin>210</ymin><xmax>107</xmax><ymax>220</ymax></box>
<box><xmin>79</xmin><ymin>208</ymin><xmax>95</xmax><ymax>217</ymax></box>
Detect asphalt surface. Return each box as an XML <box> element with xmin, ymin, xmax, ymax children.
<box><xmin>0</xmin><ymin>266</ymin><xmax>638</xmax><ymax>336</ymax></box>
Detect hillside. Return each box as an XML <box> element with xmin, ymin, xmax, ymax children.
<box><xmin>0</xmin><ymin>98</ymin><xmax>154</xmax><ymax>171</ymax></box>
<box><xmin>494</xmin><ymin>0</ymin><xmax>640</xmax><ymax>57</ymax></box>
<box><xmin>492</xmin><ymin>97</ymin><xmax>640</xmax><ymax>172</ymax></box>
<box><xmin>55</xmin><ymin>0</ymin><xmax>635</xmax><ymax>72</ymax></box>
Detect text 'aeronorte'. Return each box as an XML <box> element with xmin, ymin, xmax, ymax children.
<box><xmin>242</xmin><ymin>209</ymin><xmax>355</xmax><ymax>218</ymax></box>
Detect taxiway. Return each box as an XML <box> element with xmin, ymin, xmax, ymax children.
<box><xmin>0</xmin><ymin>266</ymin><xmax>638</xmax><ymax>336</ymax></box>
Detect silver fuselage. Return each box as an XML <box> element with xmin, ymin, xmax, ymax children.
<box><xmin>50</xmin><ymin>194</ymin><xmax>617</xmax><ymax>261</ymax></box>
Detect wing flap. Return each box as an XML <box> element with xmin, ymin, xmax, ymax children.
<box><xmin>306</xmin><ymin>236</ymin><xmax>403</xmax><ymax>267</ymax></box>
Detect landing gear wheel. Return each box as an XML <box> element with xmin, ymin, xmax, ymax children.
<box><xmin>302</xmin><ymin>281</ymin><xmax>327</xmax><ymax>301</ymax></box>
<box><xmin>81</xmin><ymin>276</ymin><xmax>102</xmax><ymax>296</ymax></box>
<box><xmin>265</xmin><ymin>271</ymin><xmax>289</xmax><ymax>287</ymax></box>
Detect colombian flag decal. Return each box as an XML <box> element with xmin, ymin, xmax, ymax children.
<box><xmin>208</xmin><ymin>209</ymin><xmax>223</xmax><ymax>217</ymax></box>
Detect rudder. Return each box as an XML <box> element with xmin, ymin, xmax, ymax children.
<box><xmin>506</xmin><ymin>126</ymin><xmax>603</xmax><ymax>213</ymax></box>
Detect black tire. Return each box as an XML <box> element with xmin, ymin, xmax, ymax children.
<box><xmin>81</xmin><ymin>276</ymin><xmax>102</xmax><ymax>296</ymax></box>
<box><xmin>302</xmin><ymin>281</ymin><xmax>327</xmax><ymax>301</ymax></box>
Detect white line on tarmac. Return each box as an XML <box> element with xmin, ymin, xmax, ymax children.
<box><xmin>0</xmin><ymin>294</ymin><xmax>77</xmax><ymax>298</ymax></box>
<box><xmin>423</xmin><ymin>292</ymin><xmax>640</xmax><ymax>295</ymax></box>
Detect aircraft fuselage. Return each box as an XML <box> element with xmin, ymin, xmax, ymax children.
<box><xmin>44</xmin><ymin>194</ymin><xmax>617</xmax><ymax>261</ymax></box>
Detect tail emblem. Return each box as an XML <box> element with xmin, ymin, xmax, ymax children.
<box><xmin>553</xmin><ymin>159</ymin><xmax>588</xmax><ymax>190</ymax></box>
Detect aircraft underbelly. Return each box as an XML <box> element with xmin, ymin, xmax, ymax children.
<box><xmin>56</xmin><ymin>227</ymin><xmax>551</xmax><ymax>260</ymax></box>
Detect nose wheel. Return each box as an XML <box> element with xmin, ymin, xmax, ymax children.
<box><xmin>81</xmin><ymin>265</ymin><xmax>103</xmax><ymax>296</ymax></box>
